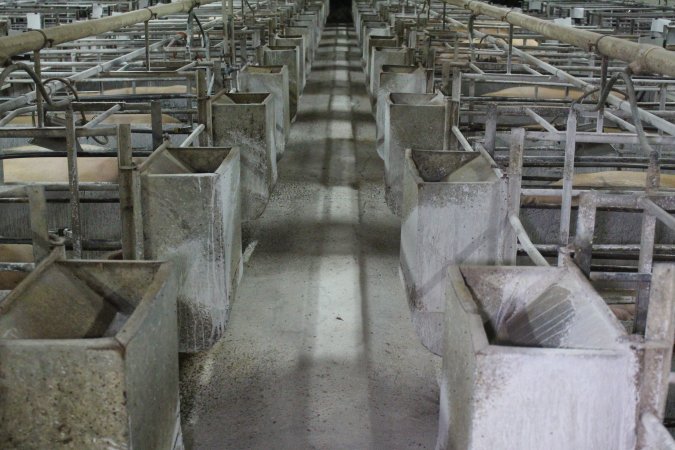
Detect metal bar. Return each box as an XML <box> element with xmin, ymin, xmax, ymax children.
<box><xmin>82</xmin><ymin>104</ymin><xmax>122</xmax><ymax>129</ymax></box>
<box><xmin>33</xmin><ymin>50</ymin><xmax>44</xmax><ymax>128</ymax></box>
<box><xmin>596</xmin><ymin>56</ymin><xmax>608</xmax><ymax>134</ymax></box>
<box><xmin>150</xmin><ymin>100</ymin><xmax>163</xmax><ymax>150</ymax></box>
<box><xmin>506</xmin><ymin>23</ymin><xmax>513</xmax><ymax>75</ymax></box>
<box><xmin>0</xmin><ymin>38</ymin><xmax>173</xmax><ymax>114</ymax></box>
<box><xmin>450</xmin><ymin>68</ymin><xmax>461</xmax><ymax>151</ymax></box>
<box><xmin>484</xmin><ymin>103</ymin><xmax>497</xmax><ymax>157</ymax></box>
<box><xmin>179</xmin><ymin>124</ymin><xmax>205</xmax><ymax>148</ymax></box>
<box><xmin>635</xmin><ymin>210</ymin><xmax>657</xmax><ymax>335</ymax></box>
<box><xmin>65</xmin><ymin>109</ymin><xmax>82</xmax><ymax>259</ymax></box>
<box><xmin>524</xmin><ymin>107</ymin><xmax>557</xmax><ymax>133</ymax></box>
<box><xmin>509</xmin><ymin>213</ymin><xmax>549</xmax><ymax>266</ymax></box>
<box><xmin>196</xmin><ymin>68</ymin><xmax>210</xmax><ymax>146</ymax></box>
<box><xmin>25</xmin><ymin>185</ymin><xmax>50</xmax><ymax>264</ymax></box>
<box><xmin>452</xmin><ymin>126</ymin><xmax>474</xmax><ymax>152</ymax></box>
<box><xmin>0</xmin><ymin>0</ymin><xmax>220</xmax><ymax>64</ymax></box>
<box><xmin>641</xmin><ymin>198</ymin><xmax>675</xmax><ymax>232</ymax></box>
<box><xmin>144</xmin><ymin>20</ymin><xmax>151</xmax><ymax>71</ymax></box>
<box><xmin>505</xmin><ymin>127</ymin><xmax>525</xmax><ymax>265</ymax></box>
<box><xmin>117</xmin><ymin>124</ymin><xmax>144</xmax><ymax>260</ymax></box>
<box><xmin>440</xmin><ymin>0</ymin><xmax>675</xmax><ymax>78</ymax></box>
<box><xmin>558</xmin><ymin>109</ymin><xmax>578</xmax><ymax>265</ymax></box>
<box><xmin>573</xmin><ymin>191</ymin><xmax>597</xmax><ymax>276</ymax></box>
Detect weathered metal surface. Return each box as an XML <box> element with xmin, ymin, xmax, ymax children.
<box><xmin>262</xmin><ymin>45</ymin><xmax>300</xmax><ymax>120</ymax></box>
<box><xmin>400</xmin><ymin>149</ymin><xmax>508</xmax><ymax>355</ymax></box>
<box><xmin>383</xmin><ymin>92</ymin><xmax>445</xmax><ymax>215</ymax></box>
<box><xmin>273</xmin><ymin>35</ymin><xmax>307</xmax><ymax>92</ymax></box>
<box><xmin>141</xmin><ymin>147</ymin><xmax>242</xmax><ymax>353</ymax></box>
<box><xmin>283</xmin><ymin>27</ymin><xmax>313</xmax><ymax>69</ymax></box>
<box><xmin>437</xmin><ymin>264</ymin><xmax>640</xmax><ymax>450</ymax></box>
<box><xmin>441</xmin><ymin>0</ymin><xmax>675</xmax><ymax>78</ymax></box>
<box><xmin>0</xmin><ymin>0</ymin><xmax>220</xmax><ymax>64</ymax></box>
<box><xmin>212</xmin><ymin>92</ymin><xmax>277</xmax><ymax>221</ymax></box>
<box><xmin>375</xmin><ymin>66</ymin><xmax>430</xmax><ymax>159</ymax></box>
<box><xmin>239</xmin><ymin>65</ymin><xmax>291</xmax><ymax>159</ymax></box>
<box><xmin>0</xmin><ymin>253</ymin><xmax>180</xmax><ymax>449</ymax></box>
<box><xmin>368</xmin><ymin>47</ymin><xmax>410</xmax><ymax>99</ymax></box>
<box><xmin>365</xmin><ymin>37</ymin><xmax>398</xmax><ymax>87</ymax></box>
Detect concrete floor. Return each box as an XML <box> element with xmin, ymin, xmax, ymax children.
<box><xmin>180</xmin><ymin>25</ymin><xmax>440</xmax><ymax>449</ymax></box>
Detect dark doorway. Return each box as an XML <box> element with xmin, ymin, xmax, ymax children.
<box><xmin>328</xmin><ymin>0</ymin><xmax>353</xmax><ymax>24</ymax></box>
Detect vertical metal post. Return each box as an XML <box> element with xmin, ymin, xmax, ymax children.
<box><xmin>240</xmin><ymin>33</ymin><xmax>248</xmax><ymax>63</ymax></box>
<box><xmin>443</xmin><ymin>95</ymin><xmax>451</xmax><ymax>150</ymax></box>
<box><xmin>196</xmin><ymin>68</ymin><xmax>210</xmax><ymax>146</ymax></box>
<box><xmin>573</xmin><ymin>191</ymin><xmax>597</xmax><ymax>276</ymax></box>
<box><xmin>558</xmin><ymin>108</ymin><xmax>577</xmax><ymax>265</ymax></box>
<box><xmin>65</xmin><ymin>109</ymin><xmax>82</xmax><ymax>258</ymax></box>
<box><xmin>150</xmin><ymin>100</ymin><xmax>163</xmax><ymax>150</ymax></box>
<box><xmin>222</xmin><ymin>0</ymin><xmax>229</xmax><ymax>62</ymax></box>
<box><xmin>26</xmin><ymin>185</ymin><xmax>50</xmax><ymax>264</ymax></box>
<box><xmin>442</xmin><ymin>2</ymin><xmax>446</xmax><ymax>29</ymax></box>
<box><xmin>449</xmin><ymin>68</ymin><xmax>461</xmax><ymax>151</ymax></box>
<box><xmin>33</xmin><ymin>50</ymin><xmax>44</xmax><ymax>128</ymax></box>
<box><xmin>635</xmin><ymin>209</ymin><xmax>657</xmax><ymax>334</ymax></box>
<box><xmin>505</xmin><ymin>128</ymin><xmax>525</xmax><ymax>264</ymax></box>
<box><xmin>507</xmin><ymin>24</ymin><xmax>514</xmax><ymax>74</ymax></box>
<box><xmin>230</xmin><ymin>0</ymin><xmax>236</xmax><ymax>66</ymax></box>
<box><xmin>596</xmin><ymin>56</ymin><xmax>608</xmax><ymax>133</ymax></box>
<box><xmin>635</xmin><ymin>265</ymin><xmax>675</xmax><ymax>446</ymax></box>
<box><xmin>144</xmin><ymin>20</ymin><xmax>151</xmax><ymax>70</ymax></box>
<box><xmin>484</xmin><ymin>103</ymin><xmax>498</xmax><ymax>157</ymax></box>
<box><xmin>186</xmin><ymin>11</ymin><xmax>194</xmax><ymax>61</ymax></box>
<box><xmin>213</xmin><ymin>60</ymin><xmax>224</xmax><ymax>91</ymax></box>
<box><xmin>117</xmin><ymin>124</ymin><xmax>144</xmax><ymax>260</ymax></box>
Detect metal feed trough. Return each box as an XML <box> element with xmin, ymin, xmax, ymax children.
<box><xmin>0</xmin><ymin>121</ymin><xmax>244</xmax><ymax>353</ymax></box>
<box><xmin>262</xmin><ymin>45</ymin><xmax>301</xmax><ymax>120</ymax></box>
<box><xmin>365</xmin><ymin>37</ymin><xmax>399</xmax><ymax>89</ymax></box>
<box><xmin>400</xmin><ymin>148</ymin><xmax>509</xmax><ymax>355</ymax></box>
<box><xmin>0</xmin><ymin>249</ymin><xmax>181</xmax><ymax>449</ymax></box>
<box><xmin>437</xmin><ymin>262</ymin><xmax>675</xmax><ymax>450</ymax></box>
<box><xmin>368</xmin><ymin>46</ymin><xmax>413</xmax><ymax>100</ymax></box>
<box><xmin>283</xmin><ymin>26</ymin><xmax>318</xmax><ymax>64</ymax></box>
<box><xmin>132</xmin><ymin>143</ymin><xmax>243</xmax><ymax>353</ymax></box>
<box><xmin>238</xmin><ymin>64</ymin><xmax>291</xmax><ymax>159</ymax></box>
<box><xmin>212</xmin><ymin>91</ymin><xmax>277</xmax><ymax>221</ymax></box>
<box><xmin>375</xmin><ymin>65</ymin><xmax>432</xmax><ymax>159</ymax></box>
<box><xmin>273</xmin><ymin>35</ymin><xmax>307</xmax><ymax>92</ymax></box>
<box><xmin>382</xmin><ymin>92</ymin><xmax>446</xmax><ymax>215</ymax></box>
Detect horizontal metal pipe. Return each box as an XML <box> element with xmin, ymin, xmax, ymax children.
<box><xmin>432</xmin><ymin>9</ymin><xmax>675</xmax><ymax>136</ymax></box>
<box><xmin>443</xmin><ymin>0</ymin><xmax>675</xmax><ymax>76</ymax></box>
<box><xmin>0</xmin><ymin>0</ymin><xmax>219</xmax><ymax>64</ymax></box>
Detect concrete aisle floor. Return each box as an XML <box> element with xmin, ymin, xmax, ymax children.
<box><xmin>180</xmin><ymin>25</ymin><xmax>440</xmax><ymax>449</ymax></box>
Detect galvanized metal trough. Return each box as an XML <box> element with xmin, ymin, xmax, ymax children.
<box><xmin>141</xmin><ymin>146</ymin><xmax>243</xmax><ymax>353</ymax></box>
<box><xmin>262</xmin><ymin>45</ymin><xmax>301</xmax><ymax>120</ymax></box>
<box><xmin>0</xmin><ymin>251</ymin><xmax>181</xmax><ymax>449</ymax></box>
<box><xmin>401</xmin><ymin>149</ymin><xmax>508</xmax><ymax>355</ymax></box>
<box><xmin>383</xmin><ymin>92</ymin><xmax>445</xmax><ymax>215</ymax></box>
<box><xmin>437</xmin><ymin>263</ymin><xmax>675</xmax><ymax>450</ymax></box>
<box><xmin>212</xmin><ymin>92</ymin><xmax>277</xmax><ymax>221</ymax></box>
<box><xmin>239</xmin><ymin>65</ymin><xmax>291</xmax><ymax>159</ymax></box>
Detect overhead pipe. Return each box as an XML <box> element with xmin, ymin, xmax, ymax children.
<box><xmin>441</xmin><ymin>0</ymin><xmax>675</xmax><ymax>78</ymax></box>
<box><xmin>429</xmin><ymin>9</ymin><xmax>675</xmax><ymax>136</ymax></box>
<box><xmin>0</xmin><ymin>0</ymin><xmax>220</xmax><ymax>65</ymax></box>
